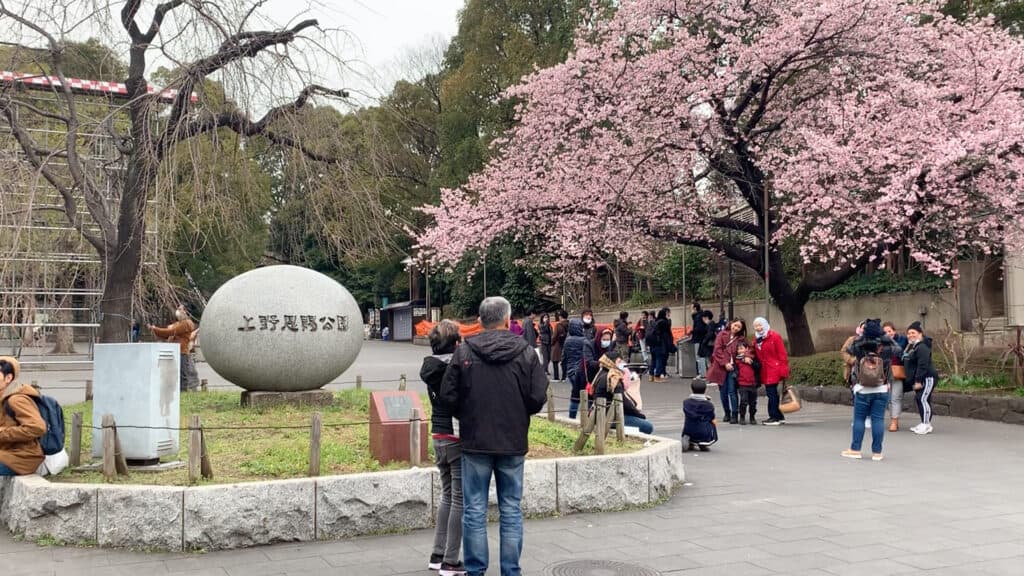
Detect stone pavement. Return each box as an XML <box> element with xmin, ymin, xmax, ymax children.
<box><xmin>6</xmin><ymin>343</ymin><xmax>1024</xmax><ymax>575</ymax></box>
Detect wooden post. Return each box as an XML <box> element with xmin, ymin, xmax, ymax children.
<box><xmin>409</xmin><ymin>408</ymin><xmax>422</xmax><ymax>467</ymax></box>
<box><xmin>399</xmin><ymin>374</ymin><xmax>407</xmax><ymax>391</ymax></box>
<box><xmin>578</xmin><ymin>388</ymin><xmax>589</xmax><ymax>428</ymax></box>
<box><xmin>309</xmin><ymin>412</ymin><xmax>323</xmax><ymax>477</ymax></box>
<box><xmin>356</xmin><ymin>375</ymin><xmax>363</xmax><ymax>390</ymax></box>
<box><xmin>188</xmin><ymin>415</ymin><xmax>202</xmax><ymax>485</ymax></box>
<box><xmin>200</xmin><ymin>429</ymin><xmax>213</xmax><ymax>480</ymax></box>
<box><xmin>85</xmin><ymin>379</ymin><xmax>93</xmax><ymax>402</ymax></box>
<box><xmin>546</xmin><ymin>384</ymin><xmax>555</xmax><ymax>422</ymax></box>
<box><xmin>69</xmin><ymin>413</ymin><xmax>83</xmax><ymax>467</ymax></box>
<box><xmin>101</xmin><ymin>414</ymin><xmax>115</xmax><ymax>482</ymax></box>
<box><xmin>572</xmin><ymin>410</ymin><xmax>597</xmax><ymax>453</ymax></box>
<box><xmin>200</xmin><ymin>378</ymin><xmax>208</xmax><ymax>392</ymax></box>
<box><xmin>112</xmin><ymin>422</ymin><xmax>129</xmax><ymax>476</ymax></box>
<box><xmin>595</xmin><ymin>397</ymin><xmax>607</xmax><ymax>455</ymax></box>
<box><xmin>614</xmin><ymin>392</ymin><xmax>626</xmax><ymax>442</ymax></box>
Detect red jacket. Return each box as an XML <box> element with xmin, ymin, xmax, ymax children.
<box><xmin>706</xmin><ymin>331</ymin><xmax>744</xmax><ymax>385</ymax></box>
<box><xmin>754</xmin><ymin>330</ymin><xmax>789</xmax><ymax>385</ymax></box>
<box><xmin>736</xmin><ymin>346</ymin><xmax>758</xmax><ymax>386</ymax></box>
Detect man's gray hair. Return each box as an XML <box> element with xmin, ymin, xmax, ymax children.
<box><xmin>479</xmin><ymin>296</ymin><xmax>512</xmax><ymax>330</ymax></box>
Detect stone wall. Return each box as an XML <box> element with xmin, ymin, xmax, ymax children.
<box><xmin>0</xmin><ymin>434</ymin><xmax>685</xmax><ymax>551</ymax></box>
<box><xmin>799</xmin><ymin>386</ymin><xmax>1024</xmax><ymax>426</ymax></box>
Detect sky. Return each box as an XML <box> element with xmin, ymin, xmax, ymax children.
<box><xmin>261</xmin><ymin>0</ymin><xmax>465</xmax><ymax>104</ymax></box>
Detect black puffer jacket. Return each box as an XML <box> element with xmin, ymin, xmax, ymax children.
<box><xmin>440</xmin><ymin>330</ymin><xmax>548</xmax><ymax>455</ymax></box>
<box><xmin>421</xmin><ymin>354</ymin><xmax>456</xmax><ymax>436</ymax></box>
<box><xmin>903</xmin><ymin>336</ymin><xmax>938</xmax><ymax>385</ymax></box>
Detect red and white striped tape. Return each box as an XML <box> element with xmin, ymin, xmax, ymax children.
<box><xmin>1</xmin><ymin>70</ymin><xmax>198</xmax><ymax>103</ymax></box>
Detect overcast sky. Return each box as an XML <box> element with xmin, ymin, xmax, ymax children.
<box><xmin>262</xmin><ymin>0</ymin><xmax>464</xmax><ymax>104</ymax></box>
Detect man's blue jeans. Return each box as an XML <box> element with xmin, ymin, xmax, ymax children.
<box><xmin>462</xmin><ymin>453</ymin><xmax>525</xmax><ymax>576</ymax></box>
<box><xmin>624</xmin><ymin>415</ymin><xmax>654</xmax><ymax>434</ymax></box>
<box><xmin>851</xmin><ymin>392</ymin><xmax>890</xmax><ymax>453</ymax></box>
<box><xmin>718</xmin><ymin>372</ymin><xmax>738</xmax><ymax>416</ymax></box>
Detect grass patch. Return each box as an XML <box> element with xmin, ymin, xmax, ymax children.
<box><xmin>54</xmin><ymin>389</ymin><xmax>641</xmax><ymax>486</ymax></box>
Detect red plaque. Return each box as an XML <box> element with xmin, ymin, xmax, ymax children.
<box><xmin>369</xmin><ymin>391</ymin><xmax>429</xmax><ymax>465</ymax></box>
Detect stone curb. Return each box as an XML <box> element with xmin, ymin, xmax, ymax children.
<box><xmin>797</xmin><ymin>386</ymin><xmax>1024</xmax><ymax>425</ymax></box>
<box><xmin>0</xmin><ymin>426</ymin><xmax>685</xmax><ymax>551</ymax></box>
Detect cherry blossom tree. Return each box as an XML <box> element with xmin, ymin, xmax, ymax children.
<box><xmin>417</xmin><ymin>0</ymin><xmax>1024</xmax><ymax>355</ymax></box>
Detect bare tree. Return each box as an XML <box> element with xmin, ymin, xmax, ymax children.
<box><xmin>0</xmin><ymin>0</ymin><xmax>351</xmax><ymax>342</ymax></box>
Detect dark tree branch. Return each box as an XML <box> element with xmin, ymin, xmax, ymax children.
<box><xmin>162</xmin><ymin>18</ymin><xmax>322</xmax><ymax>144</ymax></box>
<box><xmin>166</xmin><ymin>84</ymin><xmax>348</xmax><ymax>160</ymax></box>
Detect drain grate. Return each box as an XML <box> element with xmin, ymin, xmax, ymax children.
<box><xmin>546</xmin><ymin>559</ymin><xmax>661</xmax><ymax>576</ymax></box>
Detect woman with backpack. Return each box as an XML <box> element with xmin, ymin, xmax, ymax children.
<box><xmin>841</xmin><ymin>320</ymin><xmax>897</xmax><ymax>460</ymax></box>
<box><xmin>0</xmin><ymin>357</ymin><xmax>46</xmax><ymax>476</ymax></box>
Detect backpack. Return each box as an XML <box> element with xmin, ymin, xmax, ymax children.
<box><xmin>857</xmin><ymin>352</ymin><xmax>886</xmax><ymax>388</ymax></box>
<box><xmin>4</xmin><ymin>393</ymin><xmax>66</xmax><ymax>455</ymax></box>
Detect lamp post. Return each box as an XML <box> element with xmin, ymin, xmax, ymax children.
<box><xmin>763</xmin><ymin>186</ymin><xmax>770</xmax><ymax>321</ymax></box>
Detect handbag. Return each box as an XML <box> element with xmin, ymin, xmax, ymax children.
<box><xmin>891</xmin><ymin>365</ymin><xmax>906</xmax><ymax>381</ymax></box>
<box><xmin>779</xmin><ymin>382</ymin><xmax>802</xmax><ymax>414</ymax></box>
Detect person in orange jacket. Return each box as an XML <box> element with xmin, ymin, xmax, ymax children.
<box><xmin>0</xmin><ymin>356</ymin><xmax>46</xmax><ymax>476</ymax></box>
<box><xmin>149</xmin><ymin>304</ymin><xmax>199</xmax><ymax>392</ymax></box>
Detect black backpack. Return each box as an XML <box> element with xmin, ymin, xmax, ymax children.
<box><xmin>4</xmin><ymin>393</ymin><xmax>66</xmax><ymax>455</ymax></box>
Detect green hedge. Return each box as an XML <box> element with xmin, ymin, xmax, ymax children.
<box><xmin>787</xmin><ymin>352</ymin><xmax>847</xmax><ymax>387</ymax></box>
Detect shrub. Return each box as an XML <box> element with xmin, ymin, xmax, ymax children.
<box><xmin>787</xmin><ymin>352</ymin><xmax>847</xmax><ymax>387</ymax></box>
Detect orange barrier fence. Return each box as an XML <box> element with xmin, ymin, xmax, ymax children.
<box><xmin>414</xmin><ymin>320</ymin><xmax>692</xmax><ymax>343</ymax></box>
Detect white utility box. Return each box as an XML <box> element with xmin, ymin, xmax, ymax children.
<box><xmin>92</xmin><ymin>343</ymin><xmax>180</xmax><ymax>461</ymax></box>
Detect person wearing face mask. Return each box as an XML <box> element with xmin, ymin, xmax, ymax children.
<box><xmin>149</xmin><ymin>304</ymin><xmax>199</xmax><ymax>392</ymax></box>
<box><xmin>0</xmin><ymin>357</ymin><xmax>46</xmax><ymax>476</ymax></box>
<box><xmin>580</xmin><ymin>309</ymin><xmax>596</xmax><ymax>342</ymax></box>
<box><xmin>590</xmin><ymin>350</ymin><xmax>653</xmax><ymax>434</ymax></box>
<box><xmin>903</xmin><ymin>322</ymin><xmax>938</xmax><ymax>435</ymax></box>
<box><xmin>752</xmin><ymin>317</ymin><xmax>790</xmax><ymax>426</ymax></box>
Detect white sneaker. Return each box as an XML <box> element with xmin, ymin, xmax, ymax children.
<box><xmin>912</xmin><ymin>423</ymin><xmax>933</xmax><ymax>435</ymax></box>
<box><xmin>865</xmin><ymin>418</ymin><xmax>871</xmax><ymax>429</ymax></box>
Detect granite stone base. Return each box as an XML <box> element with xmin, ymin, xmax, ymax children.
<box><xmin>798</xmin><ymin>386</ymin><xmax>1024</xmax><ymax>425</ymax></box>
<box><xmin>240</xmin><ymin>389</ymin><xmax>334</xmax><ymax>408</ymax></box>
<box><xmin>1</xmin><ymin>421</ymin><xmax>685</xmax><ymax>551</ymax></box>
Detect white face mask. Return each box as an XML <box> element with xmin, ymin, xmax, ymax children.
<box><xmin>616</xmin><ymin>362</ymin><xmax>627</xmax><ymax>370</ymax></box>
<box><xmin>583</xmin><ymin>317</ymin><xmax>593</xmax><ymax>324</ymax></box>
<box><xmin>601</xmin><ymin>340</ymin><xmax>612</xmax><ymax>348</ymax></box>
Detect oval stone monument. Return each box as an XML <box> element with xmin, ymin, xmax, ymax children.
<box><xmin>200</xmin><ymin>266</ymin><xmax>364</xmax><ymax>397</ymax></box>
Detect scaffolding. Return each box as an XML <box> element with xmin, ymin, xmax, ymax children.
<box><xmin>0</xmin><ymin>71</ymin><xmax>188</xmax><ymax>366</ymax></box>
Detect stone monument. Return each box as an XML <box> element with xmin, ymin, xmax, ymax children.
<box><xmin>200</xmin><ymin>265</ymin><xmax>364</xmax><ymax>406</ymax></box>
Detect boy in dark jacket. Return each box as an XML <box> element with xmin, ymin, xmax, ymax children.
<box><xmin>420</xmin><ymin>321</ymin><xmax>464</xmax><ymax>575</ymax></box>
<box><xmin>735</xmin><ymin>341</ymin><xmax>761</xmax><ymax>425</ymax></box>
<box><xmin>682</xmin><ymin>380</ymin><xmax>718</xmax><ymax>452</ymax></box>
<box><xmin>904</xmin><ymin>321</ymin><xmax>939</xmax><ymax>435</ymax></box>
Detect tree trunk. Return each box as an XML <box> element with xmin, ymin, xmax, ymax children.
<box><xmin>98</xmin><ymin>154</ymin><xmax>152</xmax><ymax>343</ymax></box>
<box><xmin>50</xmin><ymin>309</ymin><xmax>77</xmax><ymax>354</ymax></box>
<box><xmin>766</xmin><ymin>250</ymin><xmax>816</xmax><ymax>356</ymax></box>
<box><xmin>776</xmin><ymin>297</ymin><xmax>815</xmax><ymax>357</ymax></box>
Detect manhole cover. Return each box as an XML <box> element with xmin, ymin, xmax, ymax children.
<box><xmin>547</xmin><ymin>560</ymin><xmax>661</xmax><ymax>576</ymax></box>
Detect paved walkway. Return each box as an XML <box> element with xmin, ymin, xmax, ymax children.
<box><xmin>6</xmin><ymin>343</ymin><xmax>1024</xmax><ymax>575</ymax></box>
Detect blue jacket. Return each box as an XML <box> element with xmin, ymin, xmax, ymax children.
<box><xmin>562</xmin><ymin>319</ymin><xmax>595</xmax><ymax>388</ymax></box>
<box><xmin>683</xmin><ymin>394</ymin><xmax>717</xmax><ymax>443</ymax></box>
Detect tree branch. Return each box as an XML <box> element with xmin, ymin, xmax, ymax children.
<box><xmin>162</xmin><ymin>18</ymin><xmax>322</xmax><ymax>144</ymax></box>
<box><xmin>165</xmin><ymin>84</ymin><xmax>348</xmax><ymax>160</ymax></box>
<box><xmin>0</xmin><ymin>104</ymin><xmax>105</xmax><ymax>253</ymax></box>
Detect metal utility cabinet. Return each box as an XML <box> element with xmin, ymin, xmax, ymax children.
<box><xmin>92</xmin><ymin>343</ymin><xmax>180</xmax><ymax>462</ymax></box>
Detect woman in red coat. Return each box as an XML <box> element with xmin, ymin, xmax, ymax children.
<box><xmin>753</xmin><ymin>317</ymin><xmax>790</xmax><ymax>425</ymax></box>
<box><xmin>706</xmin><ymin>319</ymin><xmax>746</xmax><ymax>424</ymax></box>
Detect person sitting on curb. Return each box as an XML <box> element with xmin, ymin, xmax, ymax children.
<box><xmin>681</xmin><ymin>379</ymin><xmax>718</xmax><ymax>452</ymax></box>
<box><xmin>0</xmin><ymin>357</ymin><xmax>46</xmax><ymax>476</ymax></box>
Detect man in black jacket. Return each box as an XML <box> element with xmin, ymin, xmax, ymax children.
<box><xmin>440</xmin><ymin>296</ymin><xmax>548</xmax><ymax>576</ymax></box>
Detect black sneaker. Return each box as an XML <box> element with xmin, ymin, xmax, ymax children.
<box><xmin>763</xmin><ymin>418</ymin><xmax>781</xmax><ymax>426</ymax></box>
<box><xmin>440</xmin><ymin>562</ymin><xmax>467</xmax><ymax>576</ymax></box>
<box><xmin>429</xmin><ymin>554</ymin><xmax>443</xmax><ymax>571</ymax></box>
